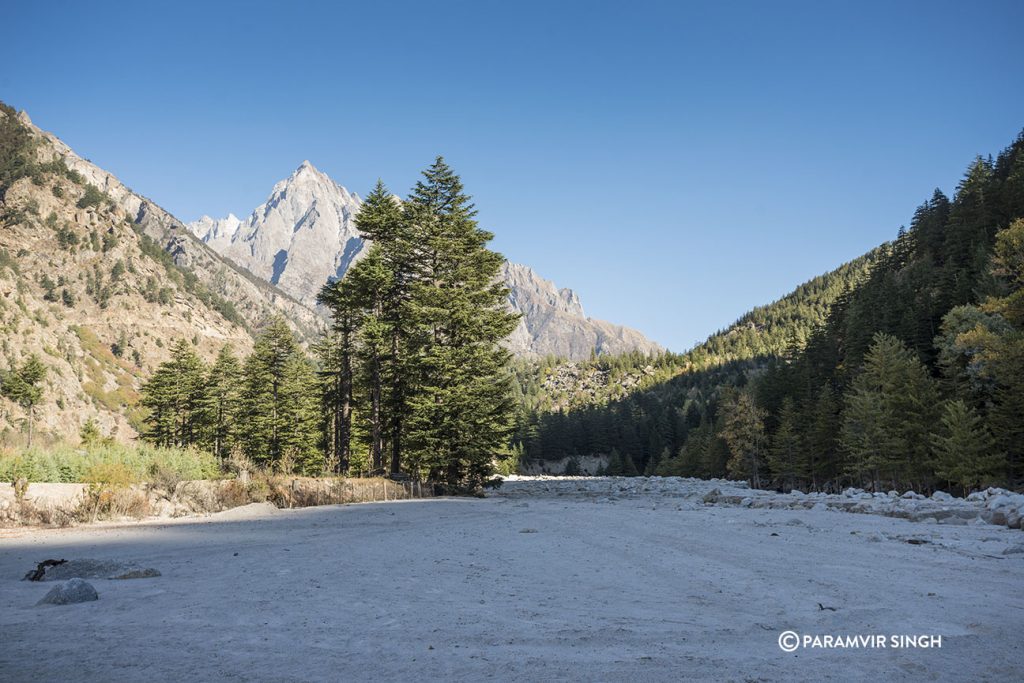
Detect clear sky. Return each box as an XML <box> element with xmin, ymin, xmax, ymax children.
<box><xmin>4</xmin><ymin>1</ymin><xmax>1023</xmax><ymax>351</ymax></box>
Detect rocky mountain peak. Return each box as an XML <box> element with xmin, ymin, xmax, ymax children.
<box><xmin>189</xmin><ymin>162</ymin><xmax>364</xmax><ymax>304</ymax></box>
<box><xmin>502</xmin><ymin>262</ymin><xmax>585</xmax><ymax>318</ymax></box>
<box><xmin>189</xmin><ymin>167</ymin><xmax>663</xmax><ymax>359</ymax></box>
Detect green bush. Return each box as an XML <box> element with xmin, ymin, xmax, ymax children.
<box><xmin>76</xmin><ymin>184</ymin><xmax>106</xmax><ymax>209</ymax></box>
<box><xmin>0</xmin><ymin>442</ymin><xmax>221</xmax><ymax>483</ymax></box>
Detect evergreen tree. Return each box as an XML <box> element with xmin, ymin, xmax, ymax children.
<box><xmin>605</xmin><ymin>448</ymin><xmax>624</xmax><ymax>476</ymax></box>
<box><xmin>317</xmin><ymin>280</ymin><xmax>359</xmax><ymax>474</ymax></box>
<box><xmin>354</xmin><ymin>180</ymin><xmax>412</xmax><ymax>475</ymax></box>
<box><xmin>719</xmin><ymin>390</ymin><xmax>767</xmax><ymax>487</ymax></box>
<box><xmin>402</xmin><ymin>158</ymin><xmax>520</xmax><ymax>490</ymax></box>
<box><xmin>1</xmin><ymin>354</ymin><xmax>47</xmax><ymax>447</ymax></box>
<box><xmin>768</xmin><ymin>397</ymin><xmax>803</xmax><ymax>490</ymax></box>
<box><xmin>140</xmin><ymin>340</ymin><xmax>206</xmax><ymax>448</ymax></box>
<box><xmin>202</xmin><ymin>345</ymin><xmax>242</xmax><ymax>461</ymax></box>
<box><xmin>931</xmin><ymin>400</ymin><xmax>1001</xmax><ymax>494</ymax></box>
<box><xmin>79</xmin><ymin>417</ymin><xmax>102</xmax><ymax>446</ymax></box>
<box><xmin>241</xmin><ymin>318</ymin><xmax>319</xmax><ymax>472</ymax></box>
<box><xmin>804</xmin><ymin>384</ymin><xmax>840</xmax><ymax>489</ymax></box>
<box><xmin>975</xmin><ymin>219</ymin><xmax>1024</xmax><ymax>482</ymax></box>
<box><xmin>347</xmin><ymin>248</ymin><xmax>393</xmax><ymax>473</ymax></box>
<box><xmin>840</xmin><ymin>333</ymin><xmax>938</xmax><ymax>490</ymax></box>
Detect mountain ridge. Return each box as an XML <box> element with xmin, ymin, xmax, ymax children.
<box><xmin>189</xmin><ymin>162</ymin><xmax>663</xmax><ymax>359</ymax></box>
<box><xmin>17</xmin><ymin>112</ymin><xmax>324</xmax><ymax>343</ymax></box>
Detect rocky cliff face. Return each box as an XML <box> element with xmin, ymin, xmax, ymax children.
<box><xmin>190</xmin><ymin>165</ymin><xmax>662</xmax><ymax>359</ymax></box>
<box><xmin>500</xmin><ymin>262</ymin><xmax>663</xmax><ymax>358</ymax></box>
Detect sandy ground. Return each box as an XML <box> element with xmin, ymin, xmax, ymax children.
<box><xmin>1</xmin><ymin>480</ymin><xmax>1022</xmax><ymax>682</ymax></box>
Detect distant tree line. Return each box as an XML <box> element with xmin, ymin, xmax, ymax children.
<box><xmin>518</xmin><ymin>130</ymin><xmax>1024</xmax><ymax>494</ymax></box>
<box><xmin>140</xmin><ymin>159</ymin><xmax>518</xmax><ymax>491</ymax></box>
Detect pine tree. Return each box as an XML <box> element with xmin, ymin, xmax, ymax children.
<box><xmin>317</xmin><ymin>281</ymin><xmax>359</xmax><ymax>474</ymax></box>
<box><xmin>840</xmin><ymin>332</ymin><xmax>938</xmax><ymax>490</ymax></box>
<box><xmin>354</xmin><ymin>180</ymin><xmax>412</xmax><ymax>475</ymax></box>
<box><xmin>839</xmin><ymin>383</ymin><xmax>897</xmax><ymax>488</ymax></box>
<box><xmin>620</xmin><ymin>451</ymin><xmax>640</xmax><ymax>476</ymax></box>
<box><xmin>931</xmin><ymin>400</ymin><xmax>1001</xmax><ymax>494</ymax></box>
<box><xmin>1</xmin><ymin>354</ymin><xmax>47</xmax><ymax>447</ymax></box>
<box><xmin>346</xmin><ymin>248</ymin><xmax>394</xmax><ymax>473</ymax></box>
<box><xmin>804</xmin><ymin>384</ymin><xmax>840</xmax><ymax>489</ymax></box>
<box><xmin>977</xmin><ymin>219</ymin><xmax>1024</xmax><ymax>482</ymax></box>
<box><xmin>140</xmin><ymin>340</ymin><xmax>206</xmax><ymax>448</ymax></box>
<box><xmin>768</xmin><ymin>397</ymin><xmax>803</xmax><ymax>490</ymax></box>
<box><xmin>719</xmin><ymin>389</ymin><xmax>767</xmax><ymax>487</ymax></box>
<box><xmin>79</xmin><ymin>417</ymin><xmax>102</xmax><ymax>446</ymax></box>
<box><xmin>402</xmin><ymin>158</ymin><xmax>520</xmax><ymax>490</ymax></box>
<box><xmin>241</xmin><ymin>318</ymin><xmax>318</xmax><ymax>471</ymax></box>
<box><xmin>605</xmin><ymin>447</ymin><xmax>624</xmax><ymax>476</ymax></box>
<box><xmin>202</xmin><ymin>345</ymin><xmax>242</xmax><ymax>462</ymax></box>
<box><xmin>140</xmin><ymin>363</ymin><xmax>177</xmax><ymax>447</ymax></box>
<box><xmin>278</xmin><ymin>352</ymin><xmax>322</xmax><ymax>473</ymax></box>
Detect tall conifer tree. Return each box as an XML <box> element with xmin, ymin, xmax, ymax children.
<box><xmin>402</xmin><ymin>157</ymin><xmax>520</xmax><ymax>489</ymax></box>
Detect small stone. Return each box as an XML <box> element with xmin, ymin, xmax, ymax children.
<box><xmin>36</xmin><ymin>578</ymin><xmax>98</xmax><ymax>606</ymax></box>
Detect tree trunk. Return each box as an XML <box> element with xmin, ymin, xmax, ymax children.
<box><xmin>371</xmin><ymin>354</ymin><xmax>383</xmax><ymax>473</ymax></box>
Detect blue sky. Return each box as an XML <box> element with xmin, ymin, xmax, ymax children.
<box><xmin>4</xmin><ymin>1</ymin><xmax>1023</xmax><ymax>351</ymax></box>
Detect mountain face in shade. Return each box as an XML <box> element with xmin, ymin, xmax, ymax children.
<box><xmin>189</xmin><ymin>164</ymin><xmax>663</xmax><ymax>359</ymax></box>
<box><xmin>500</xmin><ymin>262</ymin><xmax>664</xmax><ymax>358</ymax></box>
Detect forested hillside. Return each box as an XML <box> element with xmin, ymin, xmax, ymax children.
<box><xmin>510</xmin><ymin>247</ymin><xmax>878</xmax><ymax>473</ymax></box>
<box><xmin>516</xmin><ymin>131</ymin><xmax>1024</xmax><ymax>493</ymax></box>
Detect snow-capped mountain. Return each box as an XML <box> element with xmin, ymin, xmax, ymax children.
<box><xmin>189</xmin><ymin>162</ymin><xmax>662</xmax><ymax>358</ymax></box>
<box><xmin>188</xmin><ymin>213</ymin><xmax>242</xmax><ymax>253</ymax></box>
<box><xmin>191</xmin><ymin>161</ymin><xmax>364</xmax><ymax>307</ymax></box>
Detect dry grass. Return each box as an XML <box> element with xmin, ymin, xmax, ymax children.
<box><xmin>2</xmin><ymin>470</ymin><xmax>438</xmax><ymax>528</ymax></box>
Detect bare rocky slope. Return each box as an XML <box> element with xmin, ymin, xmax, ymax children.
<box><xmin>0</xmin><ymin>108</ymin><xmax>254</xmax><ymax>443</ymax></box>
<box><xmin>190</xmin><ymin>163</ymin><xmax>663</xmax><ymax>359</ymax></box>
<box><xmin>500</xmin><ymin>262</ymin><xmax>663</xmax><ymax>358</ymax></box>
<box><xmin>23</xmin><ymin>114</ymin><xmax>323</xmax><ymax>343</ymax></box>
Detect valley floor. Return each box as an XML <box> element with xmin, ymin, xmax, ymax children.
<box><xmin>0</xmin><ymin>480</ymin><xmax>1021</xmax><ymax>682</ymax></box>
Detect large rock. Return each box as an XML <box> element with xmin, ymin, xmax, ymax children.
<box><xmin>35</xmin><ymin>559</ymin><xmax>160</xmax><ymax>581</ymax></box>
<box><xmin>36</xmin><ymin>578</ymin><xmax>98</xmax><ymax>606</ymax></box>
